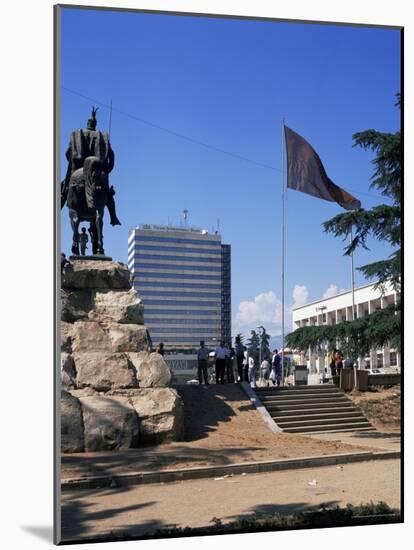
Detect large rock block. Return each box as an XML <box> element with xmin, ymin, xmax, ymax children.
<box><xmin>62</xmin><ymin>260</ymin><xmax>131</xmax><ymax>290</ymax></box>
<box><xmin>130</xmin><ymin>388</ymin><xmax>184</xmax><ymax>443</ymax></box>
<box><xmin>70</xmin><ymin>388</ymin><xmax>100</xmax><ymax>398</ymax></box>
<box><xmin>71</xmin><ymin>321</ymin><xmax>112</xmax><ymax>352</ymax></box>
<box><xmin>61</xmin><ymin>390</ymin><xmax>84</xmax><ymax>452</ymax></box>
<box><xmin>61</xmin><ymin>288</ymin><xmax>94</xmax><ymax>322</ymax></box>
<box><xmin>61</xmin><ymin>353</ymin><xmax>77</xmax><ymax>389</ymax></box>
<box><xmin>79</xmin><ymin>396</ymin><xmax>140</xmax><ymax>451</ymax></box>
<box><xmin>89</xmin><ymin>289</ymin><xmax>145</xmax><ymax>325</ymax></box>
<box><xmin>74</xmin><ymin>352</ymin><xmax>137</xmax><ymax>391</ymax></box>
<box><xmin>108</xmin><ymin>323</ymin><xmax>150</xmax><ymax>352</ymax></box>
<box><xmin>70</xmin><ymin>322</ymin><xmax>150</xmax><ymax>353</ymax></box>
<box><xmin>127</xmin><ymin>351</ymin><xmax>171</xmax><ymax>388</ymax></box>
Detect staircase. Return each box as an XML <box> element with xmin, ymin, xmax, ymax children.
<box><xmin>255</xmin><ymin>385</ymin><xmax>374</xmax><ymax>434</ymax></box>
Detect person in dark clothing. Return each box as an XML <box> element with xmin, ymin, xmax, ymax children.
<box><xmin>156</xmin><ymin>342</ymin><xmax>165</xmax><ymax>356</ymax></box>
<box><xmin>79</xmin><ymin>227</ymin><xmax>89</xmax><ymax>255</ymax></box>
<box><xmin>335</xmin><ymin>349</ymin><xmax>344</xmax><ymax>377</ymax></box>
<box><xmin>197</xmin><ymin>340</ymin><xmax>210</xmax><ymax>385</ymax></box>
<box><xmin>234</xmin><ymin>335</ymin><xmax>245</xmax><ymax>382</ymax></box>
<box><xmin>271</xmin><ymin>349</ymin><xmax>282</xmax><ymax>386</ymax></box>
<box><xmin>214</xmin><ymin>340</ymin><xmax>226</xmax><ymax>384</ymax></box>
<box><xmin>225</xmin><ymin>345</ymin><xmax>235</xmax><ymax>383</ymax></box>
<box><xmin>329</xmin><ymin>349</ymin><xmax>337</xmax><ymax>376</ymax></box>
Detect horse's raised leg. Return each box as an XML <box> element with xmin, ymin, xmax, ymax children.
<box><xmin>95</xmin><ymin>208</ymin><xmax>105</xmax><ymax>255</ymax></box>
<box><xmin>69</xmin><ymin>208</ymin><xmax>80</xmax><ymax>255</ymax></box>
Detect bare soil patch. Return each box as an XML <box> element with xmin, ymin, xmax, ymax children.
<box><xmin>349</xmin><ymin>385</ymin><xmax>400</xmax><ymax>431</ymax></box>
<box><xmin>62</xmin><ymin>384</ymin><xmax>375</xmax><ymax>480</ymax></box>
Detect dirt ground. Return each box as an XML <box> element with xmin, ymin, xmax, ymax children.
<box><xmin>348</xmin><ymin>385</ymin><xmax>401</xmax><ymax>431</ymax></box>
<box><xmin>61</xmin><ymin>459</ymin><xmax>401</xmax><ymax>541</ymax></box>
<box><xmin>176</xmin><ymin>384</ymin><xmax>371</xmax><ymax>458</ymax></box>
<box><xmin>62</xmin><ymin>384</ymin><xmax>375</xmax><ymax>480</ymax></box>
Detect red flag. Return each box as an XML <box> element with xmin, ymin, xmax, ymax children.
<box><xmin>284</xmin><ymin>126</ymin><xmax>361</xmax><ymax>210</ymax></box>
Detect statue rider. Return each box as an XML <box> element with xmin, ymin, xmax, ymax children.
<box><xmin>61</xmin><ymin>107</ymin><xmax>121</xmax><ymax>226</ymax></box>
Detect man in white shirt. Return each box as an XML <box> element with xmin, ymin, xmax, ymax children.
<box><xmin>215</xmin><ymin>340</ymin><xmax>227</xmax><ymax>384</ymax></box>
<box><xmin>260</xmin><ymin>358</ymin><xmax>271</xmax><ymax>387</ymax></box>
<box><xmin>248</xmin><ymin>354</ymin><xmax>256</xmax><ymax>388</ymax></box>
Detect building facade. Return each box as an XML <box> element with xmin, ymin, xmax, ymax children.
<box><xmin>292</xmin><ymin>282</ymin><xmax>400</xmax><ymax>372</ymax></box>
<box><xmin>128</xmin><ymin>224</ymin><xmax>231</xmax><ymax>351</ymax></box>
<box><xmin>221</xmin><ymin>244</ymin><xmax>231</xmax><ymax>346</ymax></box>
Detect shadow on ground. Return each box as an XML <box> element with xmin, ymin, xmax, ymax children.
<box><xmin>62</xmin><ymin>443</ymin><xmax>264</xmax><ymax>479</ymax></box>
<box><xmin>61</xmin><ymin>486</ymin><xmax>158</xmax><ymax>540</ymax></box>
<box><xmin>175</xmin><ymin>384</ymin><xmax>250</xmax><ymax>441</ymax></box>
<box><xmin>60</xmin><ymin>486</ymin><xmax>341</xmax><ymax>542</ymax></box>
<box><xmin>223</xmin><ymin>500</ymin><xmax>340</xmax><ymax>523</ymax></box>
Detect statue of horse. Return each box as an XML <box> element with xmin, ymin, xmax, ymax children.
<box><xmin>61</xmin><ymin>108</ymin><xmax>121</xmax><ymax>256</ymax></box>
<box><xmin>66</xmin><ymin>156</ymin><xmax>109</xmax><ymax>255</ymax></box>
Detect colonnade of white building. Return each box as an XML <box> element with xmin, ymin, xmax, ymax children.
<box><xmin>292</xmin><ymin>282</ymin><xmax>400</xmax><ymax>373</ymax></box>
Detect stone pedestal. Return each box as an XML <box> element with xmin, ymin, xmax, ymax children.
<box><xmin>339</xmin><ymin>367</ymin><xmax>355</xmax><ymax>391</ymax></box>
<box><xmin>60</xmin><ymin>259</ymin><xmax>184</xmax><ymax>452</ymax></box>
<box><xmin>356</xmin><ymin>369</ymin><xmax>369</xmax><ymax>391</ymax></box>
<box><xmin>69</xmin><ymin>255</ymin><xmax>113</xmax><ymax>262</ymax></box>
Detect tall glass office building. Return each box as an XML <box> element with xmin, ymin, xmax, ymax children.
<box><xmin>128</xmin><ymin>224</ymin><xmax>231</xmax><ymax>351</ymax></box>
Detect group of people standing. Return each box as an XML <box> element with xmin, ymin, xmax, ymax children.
<box><xmin>197</xmin><ymin>336</ymin><xmax>283</xmax><ymax>387</ymax></box>
<box><xmin>328</xmin><ymin>349</ymin><xmax>344</xmax><ymax>376</ymax></box>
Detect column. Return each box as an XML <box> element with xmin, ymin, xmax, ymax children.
<box><xmin>335</xmin><ymin>309</ymin><xmax>340</xmax><ymax>352</ymax></box>
<box><xmin>316</xmin><ymin>313</ymin><xmax>324</xmax><ymax>376</ymax></box>
<box><xmin>309</xmin><ymin>317</ymin><xmax>317</xmax><ymax>373</ymax></box>
<box><xmin>368</xmin><ymin>300</ymin><xmax>378</xmax><ymax>368</ymax></box>
<box><xmin>383</xmin><ymin>346</ymin><xmax>391</xmax><ymax>369</ymax></box>
<box><xmin>356</xmin><ymin>303</ymin><xmax>366</xmax><ymax>369</ymax></box>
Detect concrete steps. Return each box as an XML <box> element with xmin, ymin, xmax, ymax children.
<box><xmin>272</xmin><ymin>410</ymin><xmax>365</xmax><ymax>423</ymax></box>
<box><xmin>255</xmin><ymin>384</ymin><xmax>374</xmax><ymax>434</ymax></box>
<box><xmin>262</xmin><ymin>397</ymin><xmax>352</xmax><ymax>407</ymax></box>
<box><xmin>265</xmin><ymin>403</ymin><xmax>354</xmax><ymax>413</ymax></box>
<box><xmin>286</xmin><ymin>424</ymin><xmax>374</xmax><ymax>434</ymax></box>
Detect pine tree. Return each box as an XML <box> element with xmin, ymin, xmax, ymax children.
<box><xmin>259</xmin><ymin>327</ymin><xmax>271</xmax><ymax>361</ymax></box>
<box><xmin>286</xmin><ymin>97</ymin><xmax>401</xmax><ymax>360</ymax></box>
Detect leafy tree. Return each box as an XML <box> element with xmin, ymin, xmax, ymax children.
<box><xmin>286</xmin><ymin>97</ymin><xmax>401</xmax><ymax>360</ymax></box>
<box><xmin>247</xmin><ymin>330</ymin><xmax>260</xmax><ymax>365</ymax></box>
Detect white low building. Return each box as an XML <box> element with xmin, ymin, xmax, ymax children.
<box><xmin>292</xmin><ymin>282</ymin><xmax>400</xmax><ymax>373</ymax></box>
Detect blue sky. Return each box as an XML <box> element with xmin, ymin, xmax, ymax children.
<box><xmin>59</xmin><ymin>7</ymin><xmax>400</xmax><ymax>343</ymax></box>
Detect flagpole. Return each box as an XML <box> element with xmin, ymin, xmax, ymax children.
<box><xmin>350</xmin><ymin>225</ymin><xmax>356</xmax><ymax>321</ymax></box>
<box><xmin>350</xmin><ymin>224</ymin><xmax>358</xmax><ymax>378</ymax></box>
<box><xmin>281</xmin><ymin>119</ymin><xmax>285</xmax><ymax>385</ymax></box>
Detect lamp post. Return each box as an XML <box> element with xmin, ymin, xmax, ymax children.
<box><xmin>257</xmin><ymin>326</ymin><xmax>265</xmax><ymax>387</ymax></box>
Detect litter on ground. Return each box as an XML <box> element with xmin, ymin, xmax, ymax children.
<box><xmin>308</xmin><ymin>479</ymin><xmax>318</xmax><ymax>486</ymax></box>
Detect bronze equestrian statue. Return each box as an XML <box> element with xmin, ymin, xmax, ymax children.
<box><xmin>61</xmin><ymin>107</ymin><xmax>121</xmax><ymax>256</ymax></box>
